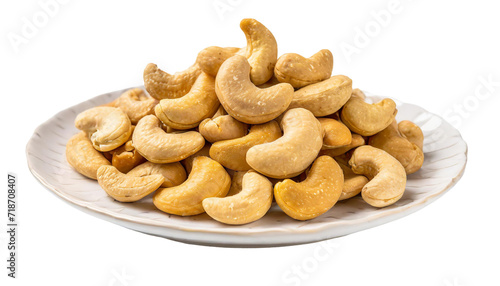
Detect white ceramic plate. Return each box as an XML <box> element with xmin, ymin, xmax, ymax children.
<box><xmin>26</xmin><ymin>87</ymin><xmax>467</xmax><ymax>247</ymax></box>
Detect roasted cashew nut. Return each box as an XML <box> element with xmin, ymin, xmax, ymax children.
<box><xmin>198</xmin><ymin>106</ymin><xmax>248</xmax><ymax>143</ymax></box>
<box><xmin>155</xmin><ymin>72</ymin><xmax>220</xmax><ymax>130</ymax></box>
<box><xmin>336</xmin><ymin>159</ymin><xmax>368</xmax><ymax>201</ymax></box>
<box><xmin>209</xmin><ymin>120</ymin><xmax>282</xmax><ymax>171</ymax></box>
<box><xmin>246</xmin><ymin>108</ymin><xmax>323</xmax><ymax>179</ymax></box>
<box><xmin>97</xmin><ymin>165</ymin><xmax>164</xmax><ymax>202</ymax></box>
<box><xmin>274</xmin><ymin>49</ymin><xmax>333</xmax><ymax>88</ymax></box>
<box><xmin>215</xmin><ymin>55</ymin><xmax>294</xmax><ymax>124</ymax></box>
<box><xmin>341</xmin><ymin>97</ymin><xmax>397</xmax><ymax>136</ymax></box>
<box><xmin>128</xmin><ymin>161</ymin><xmax>186</xmax><ymax>188</ymax></box>
<box><xmin>318</xmin><ymin>118</ymin><xmax>352</xmax><ymax>149</ymax></box>
<box><xmin>66</xmin><ymin>132</ymin><xmax>111</xmax><ymax>180</ymax></box>
<box><xmin>181</xmin><ymin>143</ymin><xmax>211</xmax><ymax>174</ymax></box>
<box><xmin>153</xmin><ymin>156</ymin><xmax>231</xmax><ymax>216</ymax></box>
<box><xmin>351</xmin><ymin>88</ymin><xmax>366</xmax><ymax>100</ymax></box>
<box><xmin>132</xmin><ymin>115</ymin><xmax>205</xmax><ymax>163</ymax></box>
<box><xmin>349</xmin><ymin>145</ymin><xmax>407</xmax><ymax>208</ymax></box>
<box><xmin>203</xmin><ymin>171</ymin><xmax>273</xmax><ymax>225</ymax></box>
<box><xmin>369</xmin><ymin>120</ymin><xmax>424</xmax><ymax>174</ymax></box>
<box><xmin>75</xmin><ymin>106</ymin><xmax>132</xmax><ymax>152</ymax></box>
<box><xmin>143</xmin><ymin>63</ymin><xmax>201</xmax><ymax>100</ymax></box>
<box><xmin>111</xmin><ymin>140</ymin><xmax>146</xmax><ymax>173</ymax></box>
<box><xmin>114</xmin><ymin>88</ymin><xmax>157</xmax><ymax>124</ymax></box>
<box><xmin>236</xmin><ymin>18</ymin><xmax>278</xmax><ymax>85</ymax></box>
<box><xmin>319</xmin><ymin>134</ymin><xmax>365</xmax><ymax>157</ymax></box>
<box><xmin>398</xmin><ymin>120</ymin><xmax>424</xmax><ymax>150</ymax></box>
<box><xmin>289</xmin><ymin>75</ymin><xmax>352</xmax><ymax>117</ymax></box>
<box><xmin>196</xmin><ymin>46</ymin><xmax>241</xmax><ymax>77</ymax></box>
<box><xmin>274</xmin><ymin>156</ymin><xmax>344</xmax><ymax>220</ymax></box>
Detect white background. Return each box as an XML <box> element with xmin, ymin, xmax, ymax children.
<box><xmin>1</xmin><ymin>0</ymin><xmax>499</xmax><ymax>285</ymax></box>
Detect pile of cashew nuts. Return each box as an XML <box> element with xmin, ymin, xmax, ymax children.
<box><xmin>66</xmin><ymin>18</ymin><xmax>424</xmax><ymax>225</ymax></box>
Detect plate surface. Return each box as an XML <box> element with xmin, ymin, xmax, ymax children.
<box><xmin>26</xmin><ymin>87</ymin><xmax>467</xmax><ymax>247</ymax></box>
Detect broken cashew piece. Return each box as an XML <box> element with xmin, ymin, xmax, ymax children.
<box><xmin>75</xmin><ymin>106</ymin><xmax>132</xmax><ymax>152</ymax></box>
<box><xmin>111</xmin><ymin>140</ymin><xmax>146</xmax><ymax>173</ymax></box>
<box><xmin>274</xmin><ymin>49</ymin><xmax>333</xmax><ymax>88</ymax></box>
<box><xmin>128</xmin><ymin>161</ymin><xmax>186</xmax><ymax>188</ymax></box>
<box><xmin>209</xmin><ymin>121</ymin><xmax>282</xmax><ymax>171</ymax></box>
<box><xmin>196</xmin><ymin>46</ymin><xmax>241</xmax><ymax>77</ymax></box>
<box><xmin>369</xmin><ymin>120</ymin><xmax>424</xmax><ymax>174</ymax></box>
<box><xmin>341</xmin><ymin>97</ymin><xmax>397</xmax><ymax>136</ymax></box>
<box><xmin>66</xmin><ymin>132</ymin><xmax>111</xmax><ymax>179</ymax></box>
<box><xmin>203</xmin><ymin>171</ymin><xmax>273</xmax><ymax>225</ymax></box>
<box><xmin>155</xmin><ymin>72</ymin><xmax>220</xmax><ymax>129</ymax></box>
<box><xmin>143</xmin><ymin>63</ymin><xmax>201</xmax><ymax>100</ymax></box>
<box><xmin>114</xmin><ymin>88</ymin><xmax>157</xmax><ymax>124</ymax></box>
<box><xmin>349</xmin><ymin>145</ymin><xmax>407</xmax><ymax>208</ymax></box>
<box><xmin>247</xmin><ymin>108</ymin><xmax>323</xmax><ymax>179</ymax></box>
<box><xmin>133</xmin><ymin>115</ymin><xmax>205</xmax><ymax>163</ymax></box>
<box><xmin>97</xmin><ymin>165</ymin><xmax>164</xmax><ymax>202</ymax></box>
<box><xmin>274</xmin><ymin>156</ymin><xmax>344</xmax><ymax>220</ymax></box>
<box><xmin>153</xmin><ymin>156</ymin><xmax>230</xmax><ymax>216</ymax></box>
<box><xmin>289</xmin><ymin>75</ymin><xmax>352</xmax><ymax>117</ymax></box>
<box><xmin>216</xmin><ymin>55</ymin><xmax>294</xmax><ymax>124</ymax></box>
<box><xmin>237</xmin><ymin>18</ymin><xmax>278</xmax><ymax>85</ymax></box>
<box><xmin>318</xmin><ymin>118</ymin><xmax>352</xmax><ymax>149</ymax></box>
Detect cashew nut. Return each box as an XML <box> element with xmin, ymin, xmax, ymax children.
<box><xmin>274</xmin><ymin>156</ymin><xmax>344</xmax><ymax>220</ymax></box>
<box><xmin>318</xmin><ymin>118</ymin><xmax>352</xmax><ymax>149</ymax></box>
<box><xmin>398</xmin><ymin>120</ymin><xmax>424</xmax><ymax>150</ymax></box>
<box><xmin>226</xmin><ymin>170</ymin><xmax>245</xmax><ymax>197</ymax></box>
<box><xmin>351</xmin><ymin>88</ymin><xmax>366</xmax><ymax>100</ymax></box>
<box><xmin>111</xmin><ymin>140</ymin><xmax>146</xmax><ymax>173</ymax></box>
<box><xmin>289</xmin><ymin>75</ymin><xmax>352</xmax><ymax>117</ymax></box>
<box><xmin>246</xmin><ymin>108</ymin><xmax>323</xmax><ymax>179</ymax></box>
<box><xmin>340</xmin><ymin>97</ymin><xmax>397</xmax><ymax>136</ymax></box>
<box><xmin>274</xmin><ymin>49</ymin><xmax>333</xmax><ymax>88</ymax></box>
<box><xmin>132</xmin><ymin>115</ymin><xmax>205</xmax><ymax>163</ymax></box>
<box><xmin>198</xmin><ymin>107</ymin><xmax>248</xmax><ymax>143</ymax></box>
<box><xmin>97</xmin><ymin>165</ymin><xmax>164</xmax><ymax>202</ymax></box>
<box><xmin>349</xmin><ymin>145</ymin><xmax>407</xmax><ymax>207</ymax></box>
<box><xmin>369</xmin><ymin>120</ymin><xmax>424</xmax><ymax>174</ymax></box>
<box><xmin>155</xmin><ymin>72</ymin><xmax>220</xmax><ymax>129</ymax></box>
<box><xmin>128</xmin><ymin>161</ymin><xmax>186</xmax><ymax>188</ymax></box>
<box><xmin>319</xmin><ymin>134</ymin><xmax>365</xmax><ymax>157</ymax></box>
<box><xmin>336</xmin><ymin>159</ymin><xmax>368</xmax><ymax>201</ymax></box>
<box><xmin>114</xmin><ymin>88</ymin><xmax>157</xmax><ymax>124</ymax></box>
<box><xmin>66</xmin><ymin>132</ymin><xmax>111</xmax><ymax>179</ymax></box>
<box><xmin>236</xmin><ymin>18</ymin><xmax>277</xmax><ymax>85</ymax></box>
<box><xmin>196</xmin><ymin>46</ymin><xmax>241</xmax><ymax>77</ymax></box>
<box><xmin>153</xmin><ymin>156</ymin><xmax>231</xmax><ymax>216</ymax></box>
<box><xmin>143</xmin><ymin>63</ymin><xmax>201</xmax><ymax>100</ymax></box>
<box><xmin>215</xmin><ymin>55</ymin><xmax>294</xmax><ymax>124</ymax></box>
<box><xmin>203</xmin><ymin>171</ymin><xmax>273</xmax><ymax>225</ymax></box>
<box><xmin>209</xmin><ymin>120</ymin><xmax>282</xmax><ymax>171</ymax></box>
<box><xmin>75</xmin><ymin>106</ymin><xmax>132</xmax><ymax>152</ymax></box>
<box><xmin>181</xmin><ymin>143</ymin><xmax>211</xmax><ymax>174</ymax></box>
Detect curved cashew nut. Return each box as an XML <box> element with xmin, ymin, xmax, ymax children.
<box><xmin>132</xmin><ymin>115</ymin><xmax>205</xmax><ymax>163</ymax></box>
<box><xmin>216</xmin><ymin>55</ymin><xmax>294</xmax><ymax>124</ymax></box>
<box><xmin>153</xmin><ymin>156</ymin><xmax>231</xmax><ymax>216</ymax></box>
<box><xmin>318</xmin><ymin>118</ymin><xmax>352</xmax><ymax>149</ymax></box>
<box><xmin>203</xmin><ymin>171</ymin><xmax>273</xmax><ymax>225</ymax></box>
<box><xmin>143</xmin><ymin>63</ymin><xmax>201</xmax><ymax>100</ymax></box>
<box><xmin>66</xmin><ymin>132</ymin><xmax>111</xmax><ymax>179</ymax></box>
<box><xmin>198</xmin><ymin>107</ymin><xmax>248</xmax><ymax>143</ymax></box>
<box><xmin>246</xmin><ymin>108</ymin><xmax>323</xmax><ymax>179</ymax></box>
<box><xmin>209</xmin><ymin>121</ymin><xmax>282</xmax><ymax>171</ymax></box>
<box><xmin>196</xmin><ymin>46</ymin><xmax>241</xmax><ymax>77</ymax></box>
<box><xmin>349</xmin><ymin>145</ymin><xmax>407</xmax><ymax>207</ymax></box>
<box><xmin>274</xmin><ymin>156</ymin><xmax>344</xmax><ymax>220</ymax></box>
<box><xmin>398</xmin><ymin>120</ymin><xmax>424</xmax><ymax>150</ymax></box>
<box><xmin>75</xmin><ymin>106</ymin><xmax>132</xmax><ymax>152</ymax></box>
<box><xmin>336</xmin><ymin>159</ymin><xmax>368</xmax><ymax>201</ymax></box>
<box><xmin>114</xmin><ymin>88</ymin><xmax>157</xmax><ymax>124</ymax></box>
<box><xmin>128</xmin><ymin>161</ymin><xmax>186</xmax><ymax>188</ymax></box>
<box><xmin>369</xmin><ymin>120</ymin><xmax>424</xmax><ymax>174</ymax></box>
<box><xmin>155</xmin><ymin>72</ymin><xmax>220</xmax><ymax>129</ymax></box>
<box><xmin>97</xmin><ymin>165</ymin><xmax>164</xmax><ymax>202</ymax></box>
<box><xmin>341</xmin><ymin>97</ymin><xmax>397</xmax><ymax>136</ymax></box>
<box><xmin>181</xmin><ymin>143</ymin><xmax>211</xmax><ymax>174</ymax></box>
<box><xmin>237</xmin><ymin>18</ymin><xmax>278</xmax><ymax>85</ymax></box>
<box><xmin>289</xmin><ymin>75</ymin><xmax>352</xmax><ymax>117</ymax></box>
<box><xmin>275</xmin><ymin>49</ymin><xmax>333</xmax><ymax>88</ymax></box>
<box><xmin>319</xmin><ymin>134</ymin><xmax>365</xmax><ymax>157</ymax></box>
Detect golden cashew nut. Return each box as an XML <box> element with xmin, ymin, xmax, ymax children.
<box><xmin>398</xmin><ymin>120</ymin><xmax>424</xmax><ymax>150</ymax></box>
<box><xmin>128</xmin><ymin>161</ymin><xmax>186</xmax><ymax>188</ymax></box>
<box><xmin>132</xmin><ymin>115</ymin><xmax>205</xmax><ymax>163</ymax></box>
<box><xmin>153</xmin><ymin>156</ymin><xmax>230</xmax><ymax>216</ymax></box>
<box><xmin>203</xmin><ymin>171</ymin><xmax>273</xmax><ymax>225</ymax></box>
<box><xmin>274</xmin><ymin>156</ymin><xmax>344</xmax><ymax>220</ymax></box>
<box><xmin>74</xmin><ymin>106</ymin><xmax>132</xmax><ymax>152</ymax></box>
<box><xmin>318</xmin><ymin>118</ymin><xmax>352</xmax><ymax>149</ymax></box>
<box><xmin>196</xmin><ymin>46</ymin><xmax>241</xmax><ymax>77</ymax></box>
<box><xmin>198</xmin><ymin>106</ymin><xmax>248</xmax><ymax>143</ymax></box>
<box><xmin>274</xmin><ymin>49</ymin><xmax>333</xmax><ymax>88</ymax></box>
<box><xmin>66</xmin><ymin>132</ymin><xmax>111</xmax><ymax>180</ymax></box>
<box><xmin>111</xmin><ymin>140</ymin><xmax>146</xmax><ymax>173</ymax></box>
<box><xmin>341</xmin><ymin>97</ymin><xmax>397</xmax><ymax>136</ymax></box>
<box><xmin>351</xmin><ymin>88</ymin><xmax>366</xmax><ymax>100</ymax></box>
<box><xmin>155</xmin><ymin>72</ymin><xmax>220</xmax><ymax>130</ymax></box>
<box><xmin>319</xmin><ymin>134</ymin><xmax>365</xmax><ymax>157</ymax></box>
<box><xmin>349</xmin><ymin>145</ymin><xmax>407</xmax><ymax>208</ymax></box>
<box><xmin>215</xmin><ymin>55</ymin><xmax>294</xmax><ymax>124</ymax></box>
<box><xmin>336</xmin><ymin>159</ymin><xmax>368</xmax><ymax>201</ymax></box>
<box><xmin>97</xmin><ymin>165</ymin><xmax>164</xmax><ymax>202</ymax></box>
<box><xmin>181</xmin><ymin>143</ymin><xmax>211</xmax><ymax>174</ymax></box>
<box><xmin>246</xmin><ymin>108</ymin><xmax>324</xmax><ymax>179</ymax></box>
<box><xmin>114</xmin><ymin>88</ymin><xmax>157</xmax><ymax>124</ymax></box>
<box><xmin>143</xmin><ymin>63</ymin><xmax>201</xmax><ymax>100</ymax></box>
